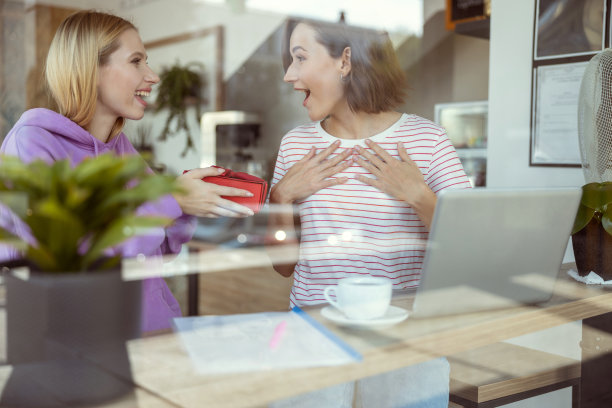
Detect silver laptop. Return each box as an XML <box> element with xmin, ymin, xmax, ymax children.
<box><xmin>410</xmin><ymin>187</ymin><xmax>582</xmax><ymax>318</ymax></box>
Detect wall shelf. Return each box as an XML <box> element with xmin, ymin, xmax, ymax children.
<box><xmin>454</xmin><ymin>18</ymin><xmax>490</xmax><ymax>39</ymax></box>
<box><xmin>446</xmin><ymin>0</ymin><xmax>491</xmax><ymax>39</ymax></box>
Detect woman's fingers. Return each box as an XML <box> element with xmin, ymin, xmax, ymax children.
<box><xmin>353</xmin><ymin>155</ymin><xmax>379</xmax><ymax>175</ymax></box>
<box><xmin>182</xmin><ymin>166</ymin><xmax>225</xmax><ymax>179</ymax></box>
<box><xmin>210</xmin><ymin>198</ymin><xmax>254</xmax><ymax>217</ymax></box>
<box><xmin>322</xmin><ymin>176</ymin><xmax>349</xmax><ymax>189</ymax></box>
<box><xmin>396</xmin><ymin>142</ymin><xmax>419</xmax><ymax>171</ymax></box>
<box><xmin>355</xmin><ymin>141</ymin><xmax>418</xmax><ymax>175</ymax></box>
<box><xmin>397</xmin><ymin>142</ymin><xmax>412</xmax><ymax>161</ymax></box>
<box><xmin>316</xmin><ymin>149</ymin><xmax>352</xmax><ymax>177</ymax></box>
<box><xmin>299</xmin><ymin>141</ymin><xmax>352</xmax><ymax>181</ymax></box>
<box><xmin>322</xmin><ymin>156</ymin><xmax>353</xmax><ymax>179</ymax></box>
<box><xmin>355</xmin><ymin>173</ymin><xmax>381</xmax><ymax>188</ymax></box>
<box><xmin>192</xmin><ymin>197</ymin><xmax>253</xmax><ymax>218</ymax></box>
<box><xmin>315</xmin><ymin>140</ymin><xmax>342</xmax><ymax>162</ymax></box>
<box><xmin>214</xmin><ymin>185</ymin><xmax>254</xmax><ymax>198</ymax></box>
<box><xmin>272</xmin><ymin>141</ymin><xmax>353</xmax><ymax>203</ymax></box>
<box><xmin>354</xmin><ymin>145</ymin><xmax>384</xmax><ymax>170</ymax></box>
<box><xmin>365</xmin><ymin>139</ymin><xmax>395</xmax><ymax>162</ymax></box>
<box><xmin>302</xmin><ymin>146</ymin><xmax>317</xmax><ymax>160</ymax></box>
<box><xmin>327</xmin><ymin>147</ymin><xmax>352</xmax><ymax>166</ymax></box>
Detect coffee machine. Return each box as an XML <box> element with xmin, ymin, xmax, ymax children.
<box><xmin>200</xmin><ymin>110</ymin><xmax>266</xmax><ymax>179</ymax></box>
<box><xmin>197</xmin><ymin>111</ymin><xmax>268</xmax><ymax>247</ymax></box>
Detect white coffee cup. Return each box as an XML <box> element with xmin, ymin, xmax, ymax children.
<box><xmin>323</xmin><ymin>277</ymin><xmax>392</xmax><ymax>320</ymax></box>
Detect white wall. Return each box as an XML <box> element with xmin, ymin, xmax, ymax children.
<box><xmin>489</xmin><ymin>3</ymin><xmax>583</xmax><ymax>407</ymax></box>
<box><xmin>423</xmin><ymin>0</ymin><xmax>445</xmax><ymax>22</ymax></box>
<box><xmin>26</xmin><ymin>0</ymin><xmax>122</xmax><ymax>9</ymax></box>
<box><xmin>488</xmin><ymin>0</ymin><xmax>584</xmax><ymax>188</ymax></box>
<box><xmin>489</xmin><ymin>0</ymin><xmax>586</xmax><ymax>263</ymax></box>
<box><xmin>116</xmin><ymin>0</ymin><xmax>287</xmax><ymax>175</ymax></box>
<box><xmin>122</xmin><ymin>0</ymin><xmax>286</xmax><ymax>82</ymax></box>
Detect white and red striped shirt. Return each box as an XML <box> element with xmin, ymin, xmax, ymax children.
<box><xmin>271</xmin><ymin>114</ymin><xmax>471</xmax><ymax>308</ymax></box>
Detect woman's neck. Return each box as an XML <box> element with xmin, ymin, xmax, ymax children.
<box><xmin>321</xmin><ymin>110</ymin><xmax>402</xmax><ymax>140</ymax></box>
<box><xmin>85</xmin><ymin>113</ymin><xmax>115</xmax><ymax>143</ymax></box>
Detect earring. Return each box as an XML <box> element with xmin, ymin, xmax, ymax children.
<box><xmin>340</xmin><ymin>74</ymin><xmax>344</xmax><ymax>81</ymax></box>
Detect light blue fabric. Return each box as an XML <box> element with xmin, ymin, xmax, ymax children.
<box><xmin>270</xmin><ymin>357</ymin><xmax>449</xmax><ymax>408</ymax></box>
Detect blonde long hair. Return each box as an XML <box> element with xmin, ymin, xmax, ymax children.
<box><xmin>45</xmin><ymin>10</ymin><xmax>136</xmax><ymax>140</ymax></box>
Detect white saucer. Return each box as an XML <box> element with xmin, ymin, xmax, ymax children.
<box><xmin>321</xmin><ymin>305</ymin><xmax>409</xmax><ymax>329</ymax></box>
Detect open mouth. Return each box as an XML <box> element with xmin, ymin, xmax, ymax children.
<box><xmin>302</xmin><ymin>90</ymin><xmax>310</xmax><ymax>107</ymax></box>
<box><xmin>135</xmin><ymin>90</ymin><xmax>151</xmax><ymax>106</ymax></box>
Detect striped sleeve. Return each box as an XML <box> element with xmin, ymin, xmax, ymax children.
<box><xmin>270</xmin><ymin>143</ymin><xmax>286</xmax><ymax>192</ymax></box>
<box><xmin>425</xmin><ymin>127</ymin><xmax>472</xmax><ymax>192</ymax></box>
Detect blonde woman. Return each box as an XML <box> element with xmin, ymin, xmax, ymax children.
<box><xmin>0</xmin><ymin>10</ymin><xmax>253</xmax><ymax>332</ymax></box>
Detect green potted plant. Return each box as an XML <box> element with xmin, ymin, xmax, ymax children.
<box><xmin>155</xmin><ymin>61</ymin><xmax>207</xmax><ymax>157</ymax></box>
<box><xmin>0</xmin><ymin>153</ymin><xmax>179</xmax><ymax>406</ymax></box>
<box><xmin>571</xmin><ymin>182</ymin><xmax>612</xmax><ymax>280</ymax></box>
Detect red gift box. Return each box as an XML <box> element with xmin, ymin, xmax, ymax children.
<box><xmin>183</xmin><ymin>166</ymin><xmax>268</xmax><ymax>213</ymax></box>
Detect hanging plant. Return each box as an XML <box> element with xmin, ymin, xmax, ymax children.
<box><xmin>155</xmin><ymin>61</ymin><xmax>207</xmax><ymax>157</ymax></box>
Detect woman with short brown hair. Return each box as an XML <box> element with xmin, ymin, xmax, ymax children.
<box><xmin>269</xmin><ymin>18</ymin><xmax>471</xmax><ymax>408</ymax></box>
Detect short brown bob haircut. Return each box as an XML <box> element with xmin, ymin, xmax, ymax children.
<box><xmin>282</xmin><ymin>18</ymin><xmax>408</xmax><ymax>114</ymax></box>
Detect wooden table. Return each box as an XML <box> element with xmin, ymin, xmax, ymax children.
<box><xmin>122</xmin><ymin>263</ymin><xmax>612</xmax><ymax>407</ymax></box>
<box><xmin>3</xmin><ymin>262</ymin><xmax>612</xmax><ymax>407</ymax></box>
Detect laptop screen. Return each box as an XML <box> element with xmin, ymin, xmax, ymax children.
<box><xmin>411</xmin><ymin>187</ymin><xmax>581</xmax><ymax>318</ymax></box>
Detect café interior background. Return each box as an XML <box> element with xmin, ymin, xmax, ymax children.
<box><xmin>0</xmin><ymin>0</ymin><xmax>588</xmax><ymax>188</ymax></box>
<box><xmin>1</xmin><ymin>0</ymin><xmax>491</xmax><ymax>182</ymax></box>
<box><xmin>0</xmin><ymin>2</ymin><xmax>596</xmax><ymax>405</ymax></box>
<box><xmin>0</xmin><ymin>0</ymin><xmax>592</xmax><ymax>268</ymax></box>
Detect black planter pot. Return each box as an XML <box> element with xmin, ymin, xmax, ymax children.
<box><xmin>1</xmin><ymin>265</ymin><xmax>142</xmax><ymax>407</ymax></box>
<box><xmin>572</xmin><ymin>218</ymin><xmax>612</xmax><ymax>280</ymax></box>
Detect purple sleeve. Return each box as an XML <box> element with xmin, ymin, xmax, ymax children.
<box><xmin>127</xmin><ymin>194</ymin><xmax>196</xmax><ymax>257</ymax></box>
<box><xmin>115</xmin><ymin>137</ymin><xmax>196</xmax><ymax>257</ymax></box>
<box><xmin>162</xmin><ymin>212</ymin><xmax>197</xmax><ymax>254</ymax></box>
<box><xmin>0</xmin><ymin>205</ymin><xmax>34</xmax><ymax>263</ymax></box>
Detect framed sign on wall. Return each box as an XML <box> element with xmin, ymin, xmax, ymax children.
<box><xmin>529</xmin><ymin>0</ymin><xmax>609</xmax><ymax>166</ymax></box>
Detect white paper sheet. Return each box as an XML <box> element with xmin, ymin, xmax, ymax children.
<box><xmin>568</xmin><ymin>268</ymin><xmax>612</xmax><ymax>285</ymax></box>
<box><xmin>172</xmin><ymin>307</ymin><xmax>361</xmax><ymax>375</ymax></box>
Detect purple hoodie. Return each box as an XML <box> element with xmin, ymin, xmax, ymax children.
<box><xmin>0</xmin><ymin>108</ymin><xmax>197</xmax><ymax>332</ymax></box>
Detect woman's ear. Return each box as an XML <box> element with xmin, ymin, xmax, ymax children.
<box><xmin>340</xmin><ymin>46</ymin><xmax>352</xmax><ymax>76</ymax></box>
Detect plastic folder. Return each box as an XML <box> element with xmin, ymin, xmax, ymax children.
<box><xmin>172</xmin><ymin>307</ymin><xmax>361</xmax><ymax>374</ymax></box>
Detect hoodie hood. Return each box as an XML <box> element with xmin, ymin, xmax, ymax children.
<box><xmin>1</xmin><ymin>108</ymin><xmax>133</xmax><ymax>164</ymax></box>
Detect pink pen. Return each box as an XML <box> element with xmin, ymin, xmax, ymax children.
<box><xmin>269</xmin><ymin>321</ymin><xmax>287</xmax><ymax>349</ymax></box>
